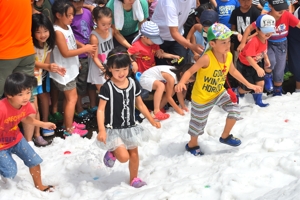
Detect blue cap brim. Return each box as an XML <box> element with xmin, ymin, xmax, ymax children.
<box><xmin>260</xmin><ymin>27</ymin><xmax>276</xmax><ymax>34</ymax></box>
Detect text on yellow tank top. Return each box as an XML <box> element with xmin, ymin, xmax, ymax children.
<box><xmin>191</xmin><ymin>50</ymin><xmax>232</xmax><ymax>104</ymax></box>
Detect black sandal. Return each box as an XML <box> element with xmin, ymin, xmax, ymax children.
<box><xmin>43</xmin><ymin>185</ymin><xmax>54</xmax><ymax>192</ymax></box>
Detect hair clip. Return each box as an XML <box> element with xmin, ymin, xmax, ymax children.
<box><xmin>107</xmin><ymin>52</ymin><xmax>128</xmax><ymax>59</ymax></box>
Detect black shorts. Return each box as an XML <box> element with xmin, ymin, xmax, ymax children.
<box><xmin>237</xmin><ymin>59</ymin><xmax>264</xmax><ymax>91</ymax></box>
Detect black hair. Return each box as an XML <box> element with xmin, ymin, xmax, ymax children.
<box><xmin>31</xmin><ymin>13</ymin><xmax>55</xmax><ymax>50</ymax></box>
<box><xmin>92</xmin><ymin>6</ymin><xmax>112</xmax><ymax>22</ymax></box>
<box><xmin>4</xmin><ymin>73</ymin><xmax>37</xmax><ymax>96</ymax></box>
<box><xmin>104</xmin><ymin>46</ymin><xmax>132</xmax><ymax>78</ymax></box>
<box><xmin>171</xmin><ymin>63</ymin><xmax>195</xmax><ymax>82</ymax></box>
<box><xmin>95</xmin><ymin>0</ymin><xmax>108</xmax><ymax>5</ymax></box>
<box><xmin>118</xmin><ymin>0</ymin><xmax>125</xmax><ymax>3</ymax></box>
<box><xmin>52</xmin><ymin>0</ymin><xmax>75</xmax><ymax>22</ymax></box>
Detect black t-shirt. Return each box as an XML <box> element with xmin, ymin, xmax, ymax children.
<box><xmin>99</xmin><ymin>77</ymin><xmax>141</xmax><ymax>129</ymax></box>
<box><xmin>229</xmin><ymin>6</ymin><xmax>261</xmax><ymax>50</ymax></box>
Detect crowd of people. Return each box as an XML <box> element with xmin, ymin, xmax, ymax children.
<box><xmin>0</xmin><ymin>0</ymin><xmax>300</xmax><ymax>192</ymax></box>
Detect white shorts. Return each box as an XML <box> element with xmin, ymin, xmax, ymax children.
<box><xmin>139</xmin><ymin>76</ymin><xmax>156</xmax><ymax>92</ymax></box>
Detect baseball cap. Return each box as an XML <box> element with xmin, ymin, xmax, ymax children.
<box><xmin>256</xmin><ymin>14</ymin><xmax>276</xmax><ymax>34</ymax></box>
<box><xmin>132</xmin><ymin>21</ymin><xmax>163</xmax><ymax>45</ymax></box>
<box><xmin>200</xmin><ymin>10</ymin><xmax>219</xmax><ymax>27</ymax></box>
<box><xmin>268</xmin><ymin>0</ymin><xmax>288</xmax><ymax>11</ymax></box>
<box><xmin>204</xmin><ymin>23</ymin><xmax>237</xmax><ymax>52</ymax></box>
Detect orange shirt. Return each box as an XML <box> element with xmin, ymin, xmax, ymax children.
<box><xmin>0</xmin><ymin>0</ymin><xmax>35</xmax><ymax>59</ymax></box>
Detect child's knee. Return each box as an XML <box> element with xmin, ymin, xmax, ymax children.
<box><xmin>117</xmin><ymin>154</ymin><xmax>130</xmax><ymax>163</ymax></box>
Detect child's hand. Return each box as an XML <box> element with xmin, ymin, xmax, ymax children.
<box><xmin>84</xmin><ymin>44</ymin><xmax>97</xmax><ymax>56</ymax></box>
<box><xmin>97</xmin><ymin>130</ymin><xmax>107</xmax><ymax>144</ymax></box>
<box><xmin>42</xmin><ymin>122</ymin><xmax>56</xmax><ymax>130</ymax></box>
<box><xmin>248</xmin><ymin>84</ymin><xmax>262</xmax><ymax>93</ymax></box>
<box><xmin>237</xmin><ymin>33</ymin><xmax>243</xmax><ymax>42</ymax></box>
<box><xmin>182</xmin><ymin>106</ymin><xmax>189</xmax><ymax>112</ymax></box>
<box><xmin>151</xmin><ymin>121</ymin><xmax>161</xmax><ymax>128</ymax></box>
<box><xmin>256</xmin><ymin>68</ymin><xmax>265</xmax><ymax>77</ymax></box>
<box><xmin>175</xmin><ymin>83</ymin><xmax>186</xmax><ymax>93</ymax></box>
<box><xmin>193</xmin><ymin>54</ymin><xmax>200</xmax><ymax>61</ymax></box>
<box><xmin>155</xmin><ymin>49</ymin><xmax>164</xmax><ymax>59</ymax></box>
<box><xmin>172</xmin><ymin>55</ymin><xmax>181</xmax><ymax>60</ymax></box>
<box><xmin>190</xmin><ymin>44</ymin><xmax>204</xmax><ymax>55</ymax></box>
<box><xmin>49</xmin><ymin>63</ymin><xmax>66</xmax><ymax>77</ymax></box>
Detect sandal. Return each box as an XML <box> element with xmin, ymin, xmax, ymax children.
<box><xmin>43</xmin><ymin>185</ymin><xmax>54</xmax><ymax>192</ymax></box>
<box><xmin>185</xmin><ymin>144</ymin><xmax>204</xmax><ymax>156</ymax></box>
<box><xmin>130</xmin><ymin>178</ymin><xmax>147</xmax><ymax>188</ymax></box>
<box><xmin>152</xmin><ymin>111</ymin><xmax>170</xmax><ymax>120</ymax></box>
<box><xmin>219</xmin><ymin>134</ymin><xmax>241</xmax><ymax>147</ymax></box>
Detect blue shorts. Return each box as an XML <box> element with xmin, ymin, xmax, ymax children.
<box><xmin>0</xmin><ymin>137</ymin><xmax>43</xmax><ymax>179</ymax></box>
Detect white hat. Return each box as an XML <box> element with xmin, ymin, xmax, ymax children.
<box><xmin>256</xmin><ymin>14</ymin><xmax>276</xmax><ymax>34</ymax></box>
<box><xmin>132</xmin><ymin>21</ymin><xmax>164</xmax><ymax>45</ymax></box>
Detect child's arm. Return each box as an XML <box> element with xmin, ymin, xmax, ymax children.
<box><xmin>21</xmin><ymin>116</ymin><xmax>56</xmax><ymax>130</ymax></box>
<box><xmin>246</xmin><ymin>56</ymin><xmax>265</xmax><ymax>77</ymax></box>
<box><xmin>135</xmin><ymin>96</ymin><xmax>161</xmax><ymax>128</ymax></box>
<box><xmin>228</xmin><ymin>62</ymin><xmax>262</xmax><ymax>93</ymax></box>
<box><xmin>186</xmin><ymin>24</ymin><xmax>204</xmax><ymax>59</ymax></box>
<box><xmin>175</xmin><ymin>54</ymin><xmax>210</xmax><ymax>92</ymax></box>
<box><xmin>112</xmin><ymin>26</ymin><xmax>132</xmax><ymax>49</ymax></box>
<box><xmin>97</xmin><ymin>99</ymin><xmax>107</xmax><ymax>144</ymax></box>
<box><xmin>164</xmin><ymin>75</ymin><xmax>184</xmax><ymax>115</ymax></box>
<box><xmin>90</xmin><ymin>34</ymin><xmax>105</xmax><ymax>72</ymax></box>
<box><xmin>76</xmin><ymin>40</ymin><xmax>85</xmax><ymax>49</ymax></box>
<box><xmin>127</xmin><ymin>47</ymin><xmax>139</xmax><ymax>73</ymax></box>
<box><xmin>35</xmin><ymin>53</ymin><xmax>66</xmax><ymax>76</ymax></box>
<box><xmin>155</xmin><ymin>49</ymin><xmax>180</xmax><ymax>60</ymax></box>
<box><xmin>176</xmin><ymin>91</ymin><xmax>189</xmax><ymax>112</ymax></box>
<box><xmin>210</xmin><ymin>0</ymin><xmax>217</xmax><ymax>8</ymax></box>
<box><xmin>237</xmin><ymin>25</ymin><xmax>255</xmax><ymax>52</ymax></box>
<box><xmin>263</xmin><ymin>52</ymin><xmax>271</xmax><ymax>69</ymax></box>
<box><xmin>55</xmin><ymin>31</ymin><xmax>97</xmax><ymax>58</ymax></box>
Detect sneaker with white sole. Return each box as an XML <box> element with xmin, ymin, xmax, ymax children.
<box><xmin>42</xmin><ymin>129</ymin><xmax>55</xmax><ymax>137</ymax></box>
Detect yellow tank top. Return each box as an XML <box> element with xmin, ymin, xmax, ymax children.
<box><xmin>191</xmin><ymin>50</ymin><xmax>232</xmax><ymax>104</ymax></box>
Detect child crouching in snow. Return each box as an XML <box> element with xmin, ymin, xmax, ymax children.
<box><xmin>0</xmin><ymin>73</ymin><xmax>56</xmax><ymax>192</ymax></box>
<box><xmin>175</xmin><ymin>23</ymin><xmax>262</xmax><ymax>156</ymax></box>
<box><xmin>95</xmin><ymin>47</ymin><xmax>161</xmax><ymax>188</ymax></box>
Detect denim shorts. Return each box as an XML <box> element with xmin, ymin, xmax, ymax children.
<box><xmin>0</xmin><ymin>137</ymin><xmax>43</xmax><ymax>179</ymax></box>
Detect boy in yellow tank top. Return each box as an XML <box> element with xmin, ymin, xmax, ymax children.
<box><xmin>175</xmin><ymin>23</ymin><xmax>262</xmax><ymax>156</ymax></box>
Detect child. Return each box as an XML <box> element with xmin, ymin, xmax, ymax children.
<box><xmin>31</xmin><ymin>13</ymin><xmax>66</xmax><ymax>144</ymax></box>
<box><xmin>70</xmin><ymin>0</ymin><xmax>97</xmax><ymax>119</ymax></box>
<box><xmin>0</xmin><ymin>72</ymin><xmax>56</xmax><ymax>192</ymax></box>
<box><xmin>175</xmin><ymin>23</ymin><xmax>262</xmax><ymax>156</ymax></box>
<box><xmin>51</xmin><ymin>0</ymin><xmax>96</xmax><ymax>136</ymax></box>
<box><xmin>128</xmin><ymin>21</ymin><xmax>180</xmax><ymax>73</ymax></box>
<box><xmin>229</xmin><ymin>0</ymin><xmax>261</xmax><ymax>64</ymax></box>
<box><xmin>238</xmin><ymin>0</ymin><xmax>300</xmax><ymax>96</ymax></box>
<box><xmin>186</xmin><ymin>9</ymin><xmax>219</xmax><ymax>62</ymax></box>
<box><xmin>87</xmin><ymin>7</ymin><xmax>129</xmax><ymax>93</ymax></box>
<box><xmin>216</xmin><ymin>0</ymin><xmax>240</xmax><ymax>29</ymax></box>
<box><xmin>139</xmin><ymin>64</ymin><xmax>195</xmax><ymax>120</ymax></box>
<box><xmin>96</xmin><ymin>47</ymin><xmax>161</xmax><ymax>188</ymax></box>
<box><xmin>237</xmin><ymin>14</ymin><xmax>276</xmax><ymax>107</ymax></box>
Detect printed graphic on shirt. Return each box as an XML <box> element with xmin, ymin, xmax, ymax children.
<box><xmin>202</xmin><ymin>70</ymin><xmax>226</xmax><ymax>93</ymax></box>
<box><xmin>237</xmin><ymin>16</ymin><xmax>250</xmax><ymax>33</ymax></box>
<box><xmin>67</xmin><ymin>34</ymin><xmax>77</xmax><ymax>49</ymax></box>
<box><xmin>80</xmin><ymin>20</ymin><xmax>90</xmax><ymax>44</ymax></box>
<box><xmin>219</xmin><ymin>5</ymin><xmax>236</xmax><ymax>16</ymax></box>
<box><xmin>100</xmin><ymin>38</ymin><xmax>113</xmax><ymax>54</ymax></box>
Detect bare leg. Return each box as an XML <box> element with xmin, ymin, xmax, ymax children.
<box><xmin>76</xmin><ymin>94</ymin><xmax>84</xmax><ymax>113</ymax></box>
<box><xmin>296</xmin><ymin>81</ymin><xmax>300</xmax><ymax>91</ymax></box>
<box><xmin>63</xmin><ymin>88</ymin><xmax>78</xmax><ymax>132</ymax></box>
<box><xmin>29</xmin><ymin>165</ymin><xmax>49</xmax><ymax>191</ymax></box>
<box><xmin>50</xmin><ymin>85</ymin><xmax>59</xmax><ymax>114</ymax></box>
<box><xmin>23</xmin><ymin>98</ymin><xmax>39</xmax><ymax>141</ymax></box>
<box><xmin>88</xmin><ymin>88</ymin><xmax>97</xmax><ymax>108</ymax></box>
<box><xmin>188</xmin><ymin>135</ymin><xmax>199</xmax><ymax>148</ymax></box>
<box><xmin>128</xmin><ymin>148</ymin><xmax>139</xmax><ymax>183</ymax></box>
<box><xmin>152</xmin><ymin>81</ymin><xmax>165</xmax><ymax>114</ymax></box>
<box><xmin>37</xmin><ymin>93</ymin><xmax>50</xmax><ymax>122</ymax></box>
<box><xmin>220</xmin><ymin>118</ymin><xmax>236</xmax><ymax>139</ymax></box>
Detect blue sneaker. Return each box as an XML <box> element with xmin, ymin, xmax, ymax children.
<box><xmin>88</xmin><ymin>106</ymin><xmax>98</xmax><ymax>114</ymax></box>
<box><xmin>219</xmin><ymin>134</ymin><xmax>241</xmax><ymax>146</ymax></box>
<box><xmin>75</xmin><ymin>109</ymin><xmax>94</xmax><ymax>119</ymax></box>
<box><xmin>42</xmin><ymin>128</ymin><xmax>55</xmax><ymax>137</ymax></box>
<box><xmin>185</xmin><ymin>144</ymin><xmax>204</xmax><ymax>156</ymax></box>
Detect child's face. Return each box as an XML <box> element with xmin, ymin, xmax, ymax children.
<box><xmin>7</xmin><ymin>88</ymin><xmax>32</xmax><ymax>109</ymax></box>
<box><xmin>269</xmin><ymin>6</ymin><xmax>286</xmax><ymax>18</ymax></box>
<box><xmin>123</xmin><ymin>0</ymin><xmax>136</xmax><ymax>6</ymax></box>
<box><xmin>239</xmin><ymin>0</ymin><xmax>252</xmax><ymax>10</ymax></box>
<box><xmin>57</xmin><ymin>7</ymin><xmax>74</xmax><ymax>25</ymax></box>
<box><xmin>96</xmin><ymin>16</ymin><xmax>112</xmax><ymax>33</ymax></box>
<box><xmin>72</xmin><ymin>0</ymin><xmax>84</xmax><ymax>13</ymax></box>
<box><xmin>210</xmin><ymin>38</ymin><xmax>231</xmax><ymax>54</ymax></box>
<box><xmin>257</xmin><ymin>29</ymin><xmax>273</xmax><ymax>40</ymax></box>
<box><xmin>35</xmin><ymin>26</ymin><xmax>50</xmax><ymax>46</ymax></box>
<box><xmin>141</xmin><ymin>36</ymin><xmax>154</xmax><ymax>46</ymax></box>
<box><xmin>109</xmin><ymin>65</ymin><xmax>129</xmax><ymax>82</ymax></box>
